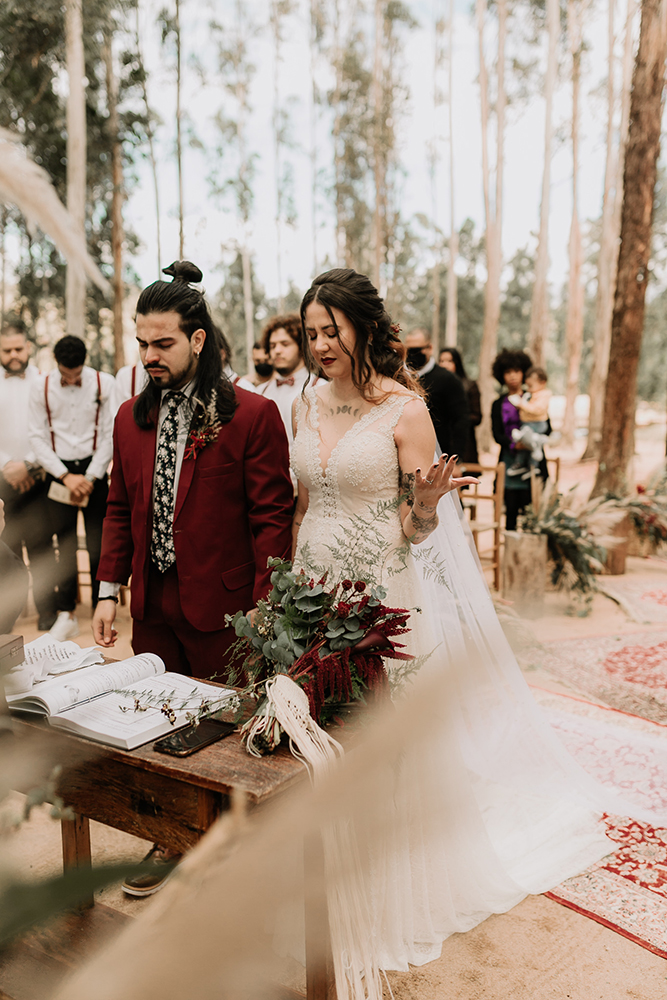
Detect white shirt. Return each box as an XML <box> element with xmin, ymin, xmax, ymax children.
<box><xmin>416</xmin><ymin>357</ymin><xmax>436</xmax><ymax>377</ymax></box>
<box><xmin>258</xmin><ymin>365</ymin><xmax>311</xmax><ymax>446</ymax></box>
<box><xmin>99</xmin><ymin>381</ymin><xmax>196</xmax><ymax>597</ymax></box>
<box><xmin>111</xmin><ymin>363</ymin><xmax>149</xmax><ymax>417</ymax></box>
<box><xmin>28</xmin><ymin>365</ymin><xmax>115</xmax><ymax>481</ymax></box>
<box><xmin>224</xmin><ymin>365</ymin><xmax>255</xmax><ymax>394</ymax></box>
<box><xmin>0</xmin><ymin>364</ymin><xmax>40</xmax><ymax>468</ymax></box>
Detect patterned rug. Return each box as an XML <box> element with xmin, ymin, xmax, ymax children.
<box><xmin>536</xmin><ymin>630</ymin><xmax>667</xmax><ymax>725</ymax></box>
<box><xmin>545</xmin><ymin>814</ymin><xmax>667</xmax><ymax>959</ymax></box>
<box><xmin>528</xmin><ymin>685</ymin><xmax>667</xmax><ymax>956</ymax></box>
<box><xmin>600</xmin><ymin>571</ymin><xmax>667</xmax><ymax>624</ymax></box>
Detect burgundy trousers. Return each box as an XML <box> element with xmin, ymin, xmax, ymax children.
<box><xmin>131</xmin><ymin>563</ymin><xmax>238</xmax><ymax>681</ymax></box>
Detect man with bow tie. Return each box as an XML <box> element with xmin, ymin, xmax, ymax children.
<box><xmin>0</xmin><ymin>317</ymin><xmax>58</xmax><ymax>630</ymax></box>
<box><xmin>258</xmin><ymin>314</ymin><xmax>315</xmax><ymax>492</ymax></box>
<box><xmin>28</xmin><ymin>334</ymin><xmax>114</xmax><ymax>641</ymax></box>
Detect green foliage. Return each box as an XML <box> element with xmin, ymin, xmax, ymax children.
<box><xmin>0</xmin><ymin>0</ymin><xmax>145</xmax><ymax>349</ymax></box>
<box><xmin>518</xmin><ymin>487</ymin><xmax>607</xmax><ymax>608</ymax></box>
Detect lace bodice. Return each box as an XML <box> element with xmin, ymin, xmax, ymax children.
<box><xmin>291</xmin><ymin>385</ymin><xmax>417</xmax><ymax>583</ymax></box>
<box><xmin>291</xmin><ymin>385</ymin><xmax>414</xmax><ymax>518</ymax></box>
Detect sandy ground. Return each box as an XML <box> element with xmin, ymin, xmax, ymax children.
<box><xmin>4</xmin><ymin>425</ymin><xmax>667</xmax><ymax>997</ymax></box>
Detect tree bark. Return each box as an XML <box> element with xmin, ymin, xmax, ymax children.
<box><xmin>175</xmin><ymin>0</ymin><xmax>184</xmax><ymax>259</ymax></box>
<box><xmin>583</xmin><ymin>0</ymin><xmax>636</xmax><ymax>460</ymax></box>
<box><xmin>562</xmin><ymin>0</ymin><xmax>585</xmax><ymax>447</ymax></box>
<box><xmin>445</xmin><ymin>0</ymin><xmax>458</xmax><ymax>349</ymax></box>
<box><xmin>65</xmin><ymin>0</ymin><xmax>87</xmax><ymax>340</ymax></box>
<box><xmin>593</xmin><ymin>0</ymin><xmax>667</xmax><ymax>496</ymax></box>
<box><xmin>372</xmin><ymin>0</ymin><xmax>385</xmax><ymax>291</ymax></box>
<box><xmin>333</xmin><ymin>0</ymin><xmax>345</xmax><ymax>266</ymax></box>
<box><xmin>136</xmin><ymin>0</ymin><xmax>162</xmax><ymax>275</ymax></box>
<box><xmin>476</xmin><ymin>0</ymin><xmax>506</xmax><ymax>452</ymax></box>
<box><xmin>527</xmin><ymin>0</ymin><xmax>558</xmax><ymax>365</ymax></box>
<box><xmin>104</xmin><ymin>33</ymin><xmax>125</xmax><ymax>372</ymax></box>
<box><xmin>241</xmin><ymin>246</ymin><xmax>254</xmax><ymax>374</ymax></box>
<box><xmin>309</xmin><ymin>0</ymin><xmax>319</xmax><ymax>275</ymax></box>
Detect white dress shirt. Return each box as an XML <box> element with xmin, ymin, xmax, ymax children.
<box><xmin>258</xmin><ymin>365</ymin><xmax>311</xmax><ymax>447</ymax></box>
<box><xmin>99</xmin><ymin>381</ymin><xmax>197</xmax><ymax>597</ymax></box>
<box><xmin>0</xmin><ymin>364</ymin><xmax>41</xmax><ymax>468</ymax></box>
<box><xmin>111</xmin><ymin>363</ymin><xmax>149</xmax><ymax>417</ymax></box>
<box><xmin>224</xmin><ymin>364</ymin><xmax>255</xmax><ymax>394</ymax></box>
<box><xmin>28</xmin><ymin>365</ymin><xmax>115</xmax><ymax>481</ymax></box>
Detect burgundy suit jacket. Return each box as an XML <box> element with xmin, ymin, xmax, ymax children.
<box><xmin>97</xmin><ymin>387</ymin><xmax>294</xmax><ymax>631</ymax></box>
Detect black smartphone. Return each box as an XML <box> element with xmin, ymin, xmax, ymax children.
<box><xmin>153</xmin><ymin>718</ymin><xmax>237</xmax><ymax>757</ymax></box>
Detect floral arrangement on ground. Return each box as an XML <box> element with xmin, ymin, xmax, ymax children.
<box><xmin>225</xmin><ymin>557</ymin><xmax>419</xmax><ymax>755</ymax></box>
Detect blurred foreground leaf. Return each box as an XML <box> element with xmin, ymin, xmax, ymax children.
<box><xmin>0</xmin><ymin>863</ymin><xmax>148</xmax><ymax>948</ymax></box>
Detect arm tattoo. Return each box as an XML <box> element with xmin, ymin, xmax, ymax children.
<box><xmin>410</xmin><ymin>507</ymin><xmax>438</xmax><ymax>544</ymax></box>
<box><xmin>399</xmin><ymin>470</ymin><xmax>415</xmax><ymax>507</ymax></box>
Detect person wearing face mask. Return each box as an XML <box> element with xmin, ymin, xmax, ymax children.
<box><xmin>404</xmin><ymin>328</ymin><xmax>468</xmax><ymax>461</ymax></box>
<box><xmin>245</xmin><ymin>342</ymin><xmax>274</xmax><ymax>387</ymax></box>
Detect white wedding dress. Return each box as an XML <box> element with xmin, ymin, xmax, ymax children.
<box><xmin>290</xmin><ymin>385</ymin><xmax>666</xmax><ymax>976</ymax></box>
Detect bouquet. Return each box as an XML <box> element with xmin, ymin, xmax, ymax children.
<box><xmin>226</xmin><ymin>557</ymin><xmax>415</xmax><ymax>755</ymax></box>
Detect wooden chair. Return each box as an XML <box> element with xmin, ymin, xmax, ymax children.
<box><xmin>460</xmin><ymin>462</ymin><xmax>506</xmax><ymax>591</ymax></box>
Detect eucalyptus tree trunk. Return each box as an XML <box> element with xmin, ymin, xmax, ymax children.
<box><xmin>104</xmin><ymin>32</ymin><xmax>125</xmax><ymax>372</ymax></box>
<box><xmin>593</xmin><ymin>0</ymin><xmax>667</xmax><ymax>496</ymax></box>
<box><xmin>175</xmin><ymin>0</ymin><xmax>184</xmax><ymax>259</ymax></box>
<box><xmin>445</xmin><ymin>0</ymin><xmax>458</xmax><ymax>348</ymax></box>
<box><xmin>1</xmin><ymin>208</ymin><xmax>6</xmax><ymax>316</ymax></box>
<box><xmin>136</xmin><ymin>0</ymin><xmax>162</xmax><ymax>275</ymax></box>
<box><xmin>562</xmin><ymin>0</ymin><xmax>585</xmax><ymax>447</ymax></box>
<box><xmin>527</xmin><ymin>0</ymin><xmax>558</xmax><ymax>365</ymax></box>
<box><xmin>372</xmin><ymin>0</ymin><xmax>386</xmax><ymax>290</ymax></box>
<box><xmin>430</xmin><ymin>4</ymin><xmax>445</xmax><ymax>346</ymax></box>
<box><xmin>309</xmin><ymin>0</ymin><xmax>319</xmax><ymax>275</ymax></box>
<box><xmin>333</xmin><ymin>0</ymin><xmax>345</xmax><ymax>266</ymax></box>
<box><xmin>476</xmin><ymin>0</ymin><xmax>506</xmax><ymax>452</ymax></box>
<box><xmin>65</xmin><ymin>0</ymin><xmax>87</xmax><ymax>339</ymax></box>
<box><xmin>241</xmin><ymin>245</ymin><xmax>254</xmax><ymax>372</ymax></box>
<box><xmin>583</xmin><ymin>0</ymin><xmax>636</xmax><ymax>460</ymax></box>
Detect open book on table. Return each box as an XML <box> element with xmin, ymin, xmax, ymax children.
<box><xmin>6</xmin><ymin>652</ymin><xmax>237</xmax><ymax>751</ymax></box>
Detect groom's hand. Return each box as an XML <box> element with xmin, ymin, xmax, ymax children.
<box><xmin>93</xmin><ymin>601</ymin><xmax>118</xmax><ymax>647</ymax></box>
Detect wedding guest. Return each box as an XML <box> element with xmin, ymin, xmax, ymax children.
<box><xmin>216</xmin><ymin>325</ymin><xmax>255</xmax><ymax>392</ymax></box>
<box><xmin>111</xmin><ymin>361</ymin><xmax>148</xmax><ymax>417</ymax></box>
<box><xmin>258</xmin><ymin>314</ymin><xmax>310</xmax><ymax>446</ymax></box>
<box><xmin>245</xmin><ymin>342</ymin><xmax>273</xmax><ymax>387</ymax></box>
<box><xmin>438</xmin><ymin>347</ymin><xmax>481</xmax><ymax>466</ymax></box>
<box><xmin>0</xmin><ymin>318</ymin><xmax>58</xmax><ymax>630</ymax></box>
<box><xmin>490</xmin><ymin>348</ymin><xmax>549</xmax><ymax>531</ymax></box>
<box><xmin>405</xmin><ymin>328</ymin><xmax>468</xmax><ymax>460</ymax></box>
<box><xmin>28</xmin><ymin>335</ymin><xmax>114</xmax><ymax>640</ymax></box>
<box><xmin>0</xmin><ymin>498</ymin><xmax>29</xmax><ymax>635</ymax></box>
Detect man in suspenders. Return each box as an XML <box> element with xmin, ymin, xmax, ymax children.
<box><xmin>28</xmin><ymin>335</ymin><xmax>114</xmax><ymax>641</ymax></box>
<box><xmin>111</xmin><ymin>361</ymin><xmax>149</xmax><ymax>417</ymax></box>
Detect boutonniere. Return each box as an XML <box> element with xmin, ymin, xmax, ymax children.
<box><xmin>184</xmin><ymin>391</ymin><xmax>222</xmax><ymax>460</ymax></box>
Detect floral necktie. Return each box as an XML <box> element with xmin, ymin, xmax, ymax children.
<box><xmin>151</xmin><ymin>390</ymin><xmax>184</xmax><ymax>572</ymax></box>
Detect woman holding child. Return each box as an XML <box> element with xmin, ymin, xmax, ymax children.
<box><xmin>490</xmin><ymin>348</ymin><xmax>551</xmax><ymax>530</ymax></box>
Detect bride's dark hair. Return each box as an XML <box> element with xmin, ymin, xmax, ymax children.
<box><xmin>300</xmin><ymin>268</ymin><xmax>423</xmax><ymax>400</ymax></box>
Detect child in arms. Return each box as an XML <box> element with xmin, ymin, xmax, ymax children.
<box><xmin>507</xmin><ymin>366</ymin><xmax>552</xmax><ymax>478</ymax></box>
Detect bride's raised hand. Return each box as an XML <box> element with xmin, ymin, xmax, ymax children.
<box><xmin>414</xmin><ymin>454</ymin><xmax>480</xmax><ymax>506</ymax></box>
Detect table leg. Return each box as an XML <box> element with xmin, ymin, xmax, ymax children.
<box><xmin>304</xmin><ymin>833</ymin><xmax>336</xmax><ymax>1000</ymax></box>
<box><xmin>61</xmin><ymin>813</ymin><xmax>94</xmax><ymax>909</ymax></box>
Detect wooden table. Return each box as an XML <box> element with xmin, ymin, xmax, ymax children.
<box><xmin>9</xmin><ymin>711</ymin><xmax>337</xmax><ymax>1000</ymax></box>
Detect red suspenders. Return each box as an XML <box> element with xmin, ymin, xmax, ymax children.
<box><xmin>130</xmin><ymin>364</ymin><xmax>136</xmax><ymax>396</ymax></box>
<box><xmin>44</xmin><ymin>371</ymin><xmax>102</xmax><ymax>455</ymax></box>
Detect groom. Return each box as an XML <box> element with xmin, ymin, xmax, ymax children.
<box><xmin>93</xmin><ymin>264</ymin><xmax>294</xmax><ymax>680</ymax></box>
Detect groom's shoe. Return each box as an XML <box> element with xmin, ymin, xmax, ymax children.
<box><xmin>122</xmin><ymin>843</ymin><xmax>183</xmax><ymax>897</ymax></box>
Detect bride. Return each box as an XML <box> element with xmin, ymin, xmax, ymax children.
<box><xmin>289</xmin><ymin>267</ymin><xmax>662</xmax><ymax>979</ymax></box>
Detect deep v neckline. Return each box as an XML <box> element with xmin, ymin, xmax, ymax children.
<box><xmin>310</xmin><ymin>387</ymin><xmax>395</xmax><ymax>480</ymax></box>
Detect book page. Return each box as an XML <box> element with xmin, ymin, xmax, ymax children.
<box><xmin>23</xmin><ymin>635</ymin><xmax>103</xmax><ymax>675</ymax></box>
<box><xmin>7</xmin><ymin>653</ymin><xmax>165</xmax><ymax>716</ymax></box>
<box><xmin>51</xmin><ymin>674</ymin><xmax>236</xmax><ymax>748</ymax></box>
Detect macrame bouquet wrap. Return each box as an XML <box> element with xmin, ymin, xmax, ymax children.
<box><xmin>226</xmin><ymin>558</ymin><xmax>414</xmax><ymax>757</ymax></box>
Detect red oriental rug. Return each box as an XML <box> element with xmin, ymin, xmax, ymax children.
<box><xmin>537</xmin><ymin>630</ymin><xmax>667</xmax><ymax>725</ymax></box>
<box><xmin>545</xmin><ymin>814</ymin><xmax>667</xmax><ymax>959</ymax></box>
